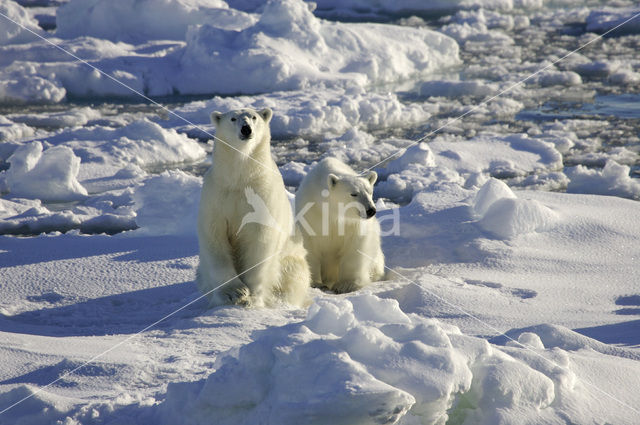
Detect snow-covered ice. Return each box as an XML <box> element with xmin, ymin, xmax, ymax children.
<box><xmin>0</xmin><ymin>0</ymin><xmax>460</xmax><ymax>103</ymax></box>
<box><xmin>2</xmin><ymin>184</ymin><xmax>640</xmax><ymax>424</ymax></box>
<box><xmin>586</xmin><ymin>7</ymin><xmax>640</xmax><ymax>36</ymax></box>
<box><xmin>473</xmin><ymin>178</ymin><xmax>557</xmax><ymax>238</ymax></box>
<box><xmin>566</xmin><ymin>160</ymin><xmax>640</xmax><ymax>199</ymax></box>
<box><xmin>55</xmin><ymin>0</ymin><xmax>249</xmax><ymax>43</ymax></box>
<box><xmin>0</xmin><ymin>0</ymin><xmax>42</xmax><ymax>46</ymax></box>
<box><xmin>1</xmin><ymin>141</ymin><xmax>88</xmax><ymax>201</ymax></box>
<box><xmin>1</xmin><ymin>0</ymin><xmax>639</xmax><ymax>424</ymax></box>
<box><xmin>167</xmin><ymin>86</ymin><xmax>437</xmax><ymax>139</ymax></box>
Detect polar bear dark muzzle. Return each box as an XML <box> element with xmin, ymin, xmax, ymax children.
<box><xmin>241</xmin><ymin>124</ymin><xmax>252</xmax><ymax>138</ymax></box>
<box><xmin>366</xmin><ymin>207</ymin><xmax>376</xmax><ymax>218</ymax></box>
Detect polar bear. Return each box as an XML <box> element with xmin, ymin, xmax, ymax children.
<box><xmin>197</xmin><ymin>108</ymin><xmax>310</xmax><ymax>307</ymax></box>
<box><xmin>295</xmin><ymin>157</ymin><xmax>385</xmax><ymax>293</ymax></box>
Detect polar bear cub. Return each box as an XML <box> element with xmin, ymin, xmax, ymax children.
<box><xmin>196</xmin><ymin>108</ymin><xmax>310</xmax><ymax>307</ymax></box>
<box><xmin>295</xmin><ymin>157</ymin><xmax>385</xmax><ymax>293</ymax></box>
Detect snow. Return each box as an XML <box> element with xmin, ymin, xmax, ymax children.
<box><xmin>529</xmin><ymin>70</ymin><xmax>582</xmax><ymax>87</ymax></box>
<box><xmin>168</xmin><ymin>86</ymin><xmax>436</xmax><ymax>138</ymax></box>
<box><xmin>3</xmin><ymin>196</ymin><xmax>640</xmax><ymax>423</ymax></box>
<box><xmin>177</xmin><ymin>0</ymin><xmax>459</xmax><ymax>95</ymax></box>
<box><xmin>3</xmin><ymin>164</ymin><xmax>640</xmax><ymax>423</ymax></box>
<box><xmin>566</xmin><ymin>160</ymin><xmax>640</xmax><ymax>200</ymax></box>
<box><xmin>471</xmin><ymin>177</ymin><xmax>516</xmax><ymax>216</ymax></box>
<box><xmin>0</xmin><ymin>0</ymin><xmax>42</xmax><ymax>46</ymax></box>
<box><xmin>1</xmin><ymin>0</ymin><xmax>640</xmax><ymax>424</ymax></box>
<box><xmin>0</xmin><ymin>116</ymin><xmax>35</xmax><ymax>142</ymax></box>
<box><xmin>8</xmin><ymin>106</ymin><xmax>102</xmax><ymax>129</ymax></box>
<box><xmin>55</xmin><ymin>0</ymin><xmax>251</xmax><ymax>43</ymax></box>
<box><xmin>1</xmin><ymin>141</ymin><xmax>88</xmax><ymax>202</ymax></box>
<box><xmin>17</xmin><ymin>118</ymin><xmax>208</xmax><ymax>180</ymax></box>
<box><xmin>586</xmin><ymin>8</ymin><xmax>640</xmax><ymax>36</ymax></box>
<box><xmin>473</xmin><ymin>179</ymin><xmax>558</xmax><ymax>238</ymax></box>
<box><xmin>132</xmin><ymin>170</ymin><xmax>201</xmax><ymax>236</ymax></box>
<box><xmin>0</xmin><ymin>0</ymin><xmax>460</xmax><ymax>103</ymax></box>
<box><xmin>430</xmin><ymin>133</ymin><xmax>563</xmax><ymax>179</ymax></box>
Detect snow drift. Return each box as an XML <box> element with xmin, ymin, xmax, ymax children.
<box><xmin>158</xmin><ymin>292</ymin><xmax>638</xmax><ymax>425</ymax></box>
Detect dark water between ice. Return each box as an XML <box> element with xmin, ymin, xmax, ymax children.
<box><xmin>518</xmin><ymin>93</ymin><xmax>640</xmax><ymax>121</ymax></box>
<box><xmin>517</xmin><ymin>92</ymin><xmax>640</xmax><ymax>177</ymax></box>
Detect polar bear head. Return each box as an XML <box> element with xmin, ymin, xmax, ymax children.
<box><xmin>326</xmin><ymin>171</ymin><xmax>378</xmax><ymax>220</ymax></box>
<box><xmin>211</xmin><ymin>108</ymin><xmax>273</xmax><ymax>153</ymax></box>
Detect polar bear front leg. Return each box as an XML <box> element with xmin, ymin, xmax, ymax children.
<box><xmin>332</xmin><ymin>247</ymin><xmax>371</xmax><ymax>294</ymax></box>
<box><xmin>197</xmin><ymin>232</ymin><xmax>250</xmax><ymax>306</ymax></box>
<box><xmin>306</xmin><ymin>247</ymin><xmax>323</xmax><ymax>287</ymax></box>
<box><xmin>235</xmin><ymin>226</ymin><xmax>285</xmax><ymax>306</ymax></box>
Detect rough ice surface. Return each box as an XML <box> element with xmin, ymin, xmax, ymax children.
<box><xmin>22</xmin><ymin>119</ymin><xmax>207</xmax><ymax>179</ymax></box>
<box><xmin>0</xmin><ymin>66</ymin><xmax>67</xmax><ymax>104</ymax></box>
<box><xmin>1</xmin><ymin>141</ymin><xmax>88</xmax><ymax>202</ymax></box>
<box><xmin>0</xmin><ymin>0</ymin><xmax>42</xmax><ymax>45</ymax></box>
<box><xmin>159</xmin><ymin>293</ymin><xmax>623</xmax><ymax>425</ymax></box>
<box><xmin>566</xmin><ymin>160</ymin><xmax>640</xmax><ymax>200</ymax></box>
<box><xmin>177</xmin><ymin>0</ymin><xmax>459</xmax><ymax>95</ymax></box>
<box><xmin>382</xmin><ymin>143</ymin><xmax>437</xmax><ymax>176</ymax></box>
<box><xmin>168</xmin><ymin>87</ymin><xmax>436</xmax><ymax>138</ymax></box>
<box><xmin>56</xmin><ymin>0</ymin><xmax>251</xmax><ymax>42</ymax></box>
<box><xmin>425</xmin><ymin>132</ymin><xmax>564</xmax><ymax>191</ymax></box>
<box><xmin>0</xmin><ymin>0</ymin><xmax>460</xmax><ymax>103</ymax></box>
<box><xmin>0</xmin><ymin>115</ymin><xmax>36</xmax><ymax>141</ymax></box>
<box><xmin>0</xmin><ymin>118</ymin><xmax>205</xmax><ymax>234</ymax></box>
<box><xmin>528</xmin><ymin>70</ymin><xmax>582</xmax><ymax>87</ymax></box>
<box><xmin>586</xmin><ymin>8</ymin><xmax>640</xmax><ymax>35</ymax></box>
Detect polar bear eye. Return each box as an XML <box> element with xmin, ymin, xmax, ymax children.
<box><xmin>231</xmin><ymin>117</ymin><xmax>236</xmax><ymax>122</ymax></box>
<box><xmin>252</xmin><ymin>116</ymin><xmax>257</xmax><ymax>121</ymax></box>
<box><xmin>350</xmin><ymin>193</ymin><xmax>358</xmax><ymax>197</ymax></box>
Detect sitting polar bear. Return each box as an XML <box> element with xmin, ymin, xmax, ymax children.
<box><xmin>295</xmin><ymin>157</ymin><xmax>385</xmax><ymax>293</ymax></box>
<box><xmin>197</xmin><ymin>108</ymin><xmax>310</xmax><ymax>307</ymax></box>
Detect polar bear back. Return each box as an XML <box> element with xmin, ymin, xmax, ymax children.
<box><xmin>296</xmin><ymin>157</ymin><xmax>357</xmax><ymax>206</ymax></box>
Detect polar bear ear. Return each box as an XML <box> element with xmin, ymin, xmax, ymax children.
<box><xmin>367</xmin><ymin>171</ymin><xmax>378</xmax><ymax>185</ymax></box>
<box><xmin>327</xmin><ymin>173</ymin><xmax>339</xmax><ymax>189</ymax></box>
<box><xmin>210</xmin><ymin>111</ymin><xmax>223</xmax><ymax>125</ymax></box>
<box><xmin>259</xmin><ymin>108</ymin><xmax>273</xmax><ymax>123</ymax></box>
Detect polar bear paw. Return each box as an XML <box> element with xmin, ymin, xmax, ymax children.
<box><xmin>221</xmin><ymin>282</ymin><xmax>252</xmax><ymax>306</ymax></box>
<box><xmin>332</xmin><ymin>280</ymin><xmax>365</xmax><ymax>294</ymax></box>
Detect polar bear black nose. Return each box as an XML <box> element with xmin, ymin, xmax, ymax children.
<box><xmin>241</xmin><ymin>124</ymin><xmax>252</xmax><ymax>137</ymax></box>
<box><xmin>366</xmin><ymin>207</ymin><xmax>376</xmax><ymax>218</ymax></box>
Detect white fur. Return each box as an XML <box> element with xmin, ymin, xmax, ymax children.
<box><xmin>295</xmin><ymin>157</ymin><xmax>385</xmax><ymax>293</ymax></box>
<box><xmin>197</xmin><ymin>108</ymin><xmax>310</xmax><ymax>307</ymax></box>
